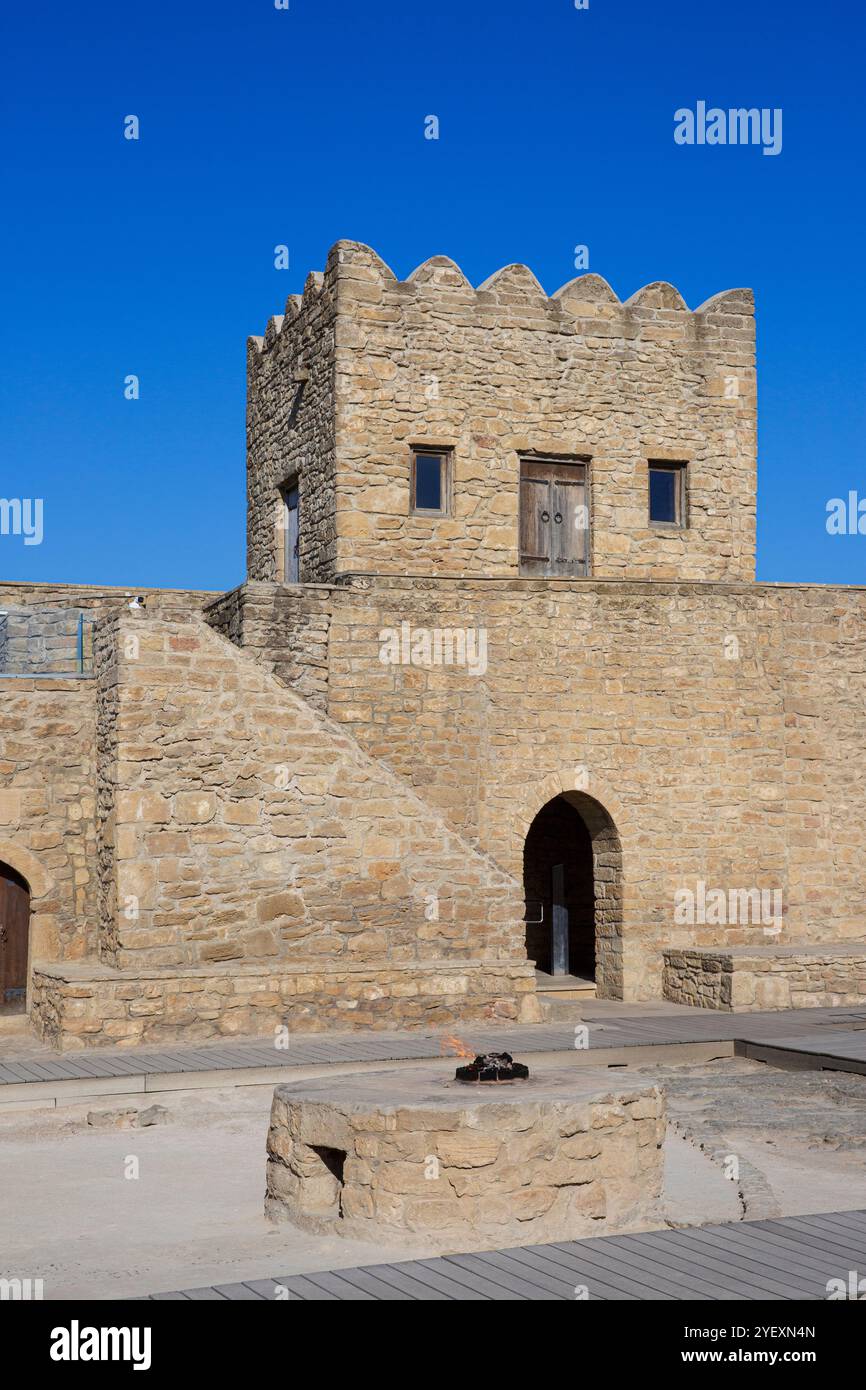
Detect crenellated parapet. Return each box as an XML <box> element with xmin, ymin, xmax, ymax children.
<box><xmin>249</xmin><ymin>240</ymin><xmax>754</xmax><ymax>357</ymax></box>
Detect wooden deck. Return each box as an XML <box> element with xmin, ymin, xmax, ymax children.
<box><xmin>141</xmin><ymin>1209</ymin><xmax>866</xmax><ymax>1301</ymax></box>
<box><xmin>4</xmin><ymin>1003</ymin><xmax>866</xmax><ymax>1105</ymax></box>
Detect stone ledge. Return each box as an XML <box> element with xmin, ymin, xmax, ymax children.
<box><xmin>665</xmin><ymin>944</ymin><xmax>866</xmax><ymax>963</ymax></box>
<box><xmin>0</xmin><ymin>677</ymin><xmax>93</xmax><ymax>688</ymax></box>
<box><xmin>29</xmin><ymin>958</ymin><xmax>541</xmax><ymax>1051</ymax></box>
<box><xmin>663</xmin><ymin>945</ymin><xmax>866</xmax><ymax>1012</ymax></box>
<box><xmin>232</xmin><ymin>574</ymin><xmax>866</xmax><ymax>599</ymax></box>
<box><xmin>339</xmin><ymin>574</ymin><xmax>866</xmax><ymax>597</ymax></box>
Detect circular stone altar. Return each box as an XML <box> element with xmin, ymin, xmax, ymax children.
<box><xmin>265</xmin><ymin>1066</ymin><xmax>665</xmax><ymax>1251</ymax></box>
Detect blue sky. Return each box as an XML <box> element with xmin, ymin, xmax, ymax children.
<box><xmin>2</xmin><ymin>0</ymin><xmax>864</xmax><ymax>589</ymax></box>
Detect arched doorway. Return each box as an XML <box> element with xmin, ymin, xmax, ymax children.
<box><xmin>0</xmin><ymin>862</ymin><xmax>30</xmax><ymax>1014</ymax></box>
<box><xmin>522</xmin><ymin>791</ymin><xmax>622</xmax><ymax>993</ymax></box>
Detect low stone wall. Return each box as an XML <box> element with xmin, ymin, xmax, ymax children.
<box><xmin>30</xmin><ymin>958</ymin><xmax>540</xmax><ymax>1050</ymax></box>
<box><xmin>265</xmin><ymin>1067</ymin><xmax>665</xmax><ymax>1251</ymax></box>
<box><xmin>0</xmin><ymin>581</ymin><xmax>217</xmax><ymax>615</ymax></box>
<box><xmin>204</xmin><ymin>583</ymin><xmax>332</xmax><ymax>711</ymax></box>
<box><xmin>663</xmin><ymin>946</ymin><xmax>866</xmax><ymax>1011</ymax></box>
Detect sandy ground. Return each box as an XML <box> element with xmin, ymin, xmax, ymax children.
<box><xmin>636</xmin><ymin>1057</ymin><xmax>866</xmax><ymax>1218</ymax></box>
<box><xmin>0</xmin><ymin>1083</ymin><xmax>417</xmax><ymax>1300</ymax></box>
<box><xmin>0</xmin><ymin>1056</ymin><xmax>862</xmax><ymax>1299</ymax></box>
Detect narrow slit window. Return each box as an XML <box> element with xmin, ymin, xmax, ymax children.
<box><xmin>411</xmin><ymin>450</ymin><xmax>450</xmax><ymax>515</ymax></box>
<box><xmin>648</xmin><ymin>461</ymin><xmax>687</xmax><ymax>526</ymax></box>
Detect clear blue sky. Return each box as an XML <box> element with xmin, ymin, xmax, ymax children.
<box><xmin>2</xmin><ymin>0</ymin><xmax>864</xmax><ymax>589</ymax></box>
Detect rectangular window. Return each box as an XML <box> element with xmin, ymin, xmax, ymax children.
<box><xmin>411</xmin><ymin>450</ymin><xmax>451</xmax><ymax>515</ymax></box>
<box><xmin>648</xmin><ymin>461</ymin><xmax>687</xmax><ymax>527</ymax></box>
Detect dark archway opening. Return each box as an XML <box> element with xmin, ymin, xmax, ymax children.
<box><xmin>0</xmin><ymin>861</ymin><xmax>30</xmax><ymax>1015</ymax></box>
<box><xmin>523</xmin><ymin>796</ymin><xmax>595</xmax><ymax>980</ymax></box>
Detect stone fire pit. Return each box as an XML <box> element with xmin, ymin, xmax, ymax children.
<box><xmin>265</xmin><ymin>1067</ymin><xmax>665</xmax><ymax>1251</ymax></box>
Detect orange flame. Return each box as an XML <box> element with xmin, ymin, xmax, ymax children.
<box><xmin>440</xmin><ymin>1034</ymin><xmax>475</xmax><ymax>1059</ymax></box>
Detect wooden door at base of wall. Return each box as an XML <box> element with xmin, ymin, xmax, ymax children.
<box><xmin>0</xmin><ymin>864</ymin><xmax>29</xmax><ymax>1013</ymax></box>
<box><xmin>519</xmin><ymin>459</ymin><xmax>589</xmax><ymax>577</ymax></box>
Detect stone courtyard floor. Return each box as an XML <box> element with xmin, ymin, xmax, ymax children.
<box><xmin>3</xmin><ymin>1001</ymin><xmax>866</xmax><ymax>1299</ymax></box>
<box><xmin>1</xmin><ymin>1053</ymin><xmax>865</xmax><ymax>1298</ymax></box>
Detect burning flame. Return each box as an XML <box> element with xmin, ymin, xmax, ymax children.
<box><xmin>440</xmin><ymin>1034</ymin><xmax>475</xmax><ymax>1060</ymax></box>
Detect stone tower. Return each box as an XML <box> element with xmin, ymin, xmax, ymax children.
<box><xmin>246</xmin><ymin>241</ymin><xmax>757</xmax><ymax>587</ymax></box>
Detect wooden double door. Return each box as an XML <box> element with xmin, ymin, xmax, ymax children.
<box><xmin>519</xmin><ymin>458</ymin><xmax>589</xmax><ymax>577</ymax></box>
<box><xmin>0</xmin><ymin>863</ymin><xmax>29</xmax><ymax>1013</ymax></box>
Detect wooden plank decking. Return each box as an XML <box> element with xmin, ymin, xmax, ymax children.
<box><xmin>4</xmin><ymin>1003</ymin><xmax>866</xmax><ymax>1101</ymax></box>
<box><xmin>139</xmin><ymin>1209</ymin><xmax>866</xmax><ymax>1301</ymax></box>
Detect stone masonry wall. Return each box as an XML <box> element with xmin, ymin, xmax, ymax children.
<box><xmin>246</xmin><ymin>266</ymin><xmax>338</xmax><ymax>584</ymax></box>
<box><xmin>95</xmin><ymin>616</ymin><xmax>120</xmax><ymax>963</ymax></box>
<box><xmin>0</xmin><ymin>676</ymin><xmax>97</xmax><ymax>965</ymax></box>
<box><xmin>31</xmin><ymin>958</ymin><xmax>538</xmax><ymax>1048</ymax></box>
<box><xmin>0</xmin><ymin>584</ymin><xmax>217</xmax><ymax>988</ymax></box>
<box><xmin>205</xmin><ymin>585</ymin><xmax>332</xmax><ymax>711</ymax></box>
<box><xmin>0</xmin><ymin>583</ymin><xmax>214</xmax><ymax>678</ymax></box>
<box><xmin>228</xmin><ymin>576</ymin><xmax>866</xmax><ymax>1000</ymax></box>
<box><xmin>265</xmin><ymin>1069</ymin><xmax>666</xmax><ymax>1250</ymax></box>
<box><xmin>247</xmin><ymin>241</ymin><xmax>756</xmax><ymax>585</ymax></box>
<box><xmin>0</xmin><ymin>581</ymin><xmax>216</xmax><ymax>616</ymax></box>
<box><xmin>0</xmin><ymin>607</ymin><xmax>91</xmax><ymax>675</ymax></box>
<box><xmin>96</xmin><ymin>613</ymin><xmax>524</xmax><ymax>974</ymax></box>
<box><xmin>663</xmin><ymin>947</ymin><xmax>866</xmax><ymax>1012</ymax></box>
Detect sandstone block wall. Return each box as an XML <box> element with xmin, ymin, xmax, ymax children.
<box><xmin>0</xmin><ymin>608</ymin><xmax>90</xmax><ymax>676</ymax></box>
<box><xmin>205</xmin><ymin>584</ymin><xmax>332</xmax><ymax>711</ymax></box>
<box><xmin>95</xmin><ymin>613</ymin><xmax>524</xmax><ymax>974</ymax></box>
<box><xmin>246</xmin><ymin>267</ymin><xmax>338</xmax><ymax>584</ymax></box>
<box><xmin>0</xmin><ymin>581</ymin><xmax>216</xmax><ymax>617</ymax></box>
<box><xmin>224</xmin><ymin>576</ymin><xmax>866</xmax><ymax>999</ymax></box>
<box><xmin>31</xmin><ymin>958</ymin><xmax>538</xmax><ymax>1049</ymax></box>
<box><xmin>0</xmin><ymin>677</ymin><xmax>97</xmax><ymax>967</ymax></box>
<box><xmin>663</xmin><ymin>946</ymin><xmax>866</xmax><ymax>1012</ymax></box>
<box><xmin>247</xmin><ymin>241</ymin><xmax>757</xmax><ymax>585</ymax></box>
<box><xmin>0</xmin><ymin>581</ymin><xmax>214</xmax><ymax>680</ymax></box>
<box><xmin>0</xmin><ymin>584</ymin><xmax>219</xmax><ymax>984</ymax></box>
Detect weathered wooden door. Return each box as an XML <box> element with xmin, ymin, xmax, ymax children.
<box><xmin>282</xmin><ymin>482</ymin><xmax>299</xmax><ymax>583</ymax></box>
<box><xmin>519</xmin><ymin>459</ymin><xmax>589</xmax><ymax>576</ymax></box>
<box><xmin>551</xmin><ymin>862</ymin><xmax>569</xmax><ymax>976</ymax></box>
<box><xmin>0</xmin><ymin>864</ymin><xmax>29</xmax><ymax>1013</ymax></box>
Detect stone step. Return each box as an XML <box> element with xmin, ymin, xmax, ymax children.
<box><xmin>535</xmin><ymin>973</ymin><xmax>597</xmax><ymax>1003</ymax></box>
<box><xmin>0</xmin><ymin>1012</ymin><xmax>29</xmax><ymax>1037</ymax></box>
